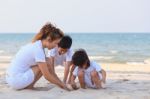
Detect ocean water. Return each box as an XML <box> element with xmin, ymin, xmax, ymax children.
<box><xmin>0</xmin><ymin>33</ymin><xmax>150</xmax><ymax>64</ymax></box>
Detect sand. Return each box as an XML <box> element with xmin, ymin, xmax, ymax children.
<box><xmin>0</xmin><ymin>60</ymin><xmax>150</xmax><ymax>99</ymax></box>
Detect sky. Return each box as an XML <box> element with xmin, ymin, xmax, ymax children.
<box><xmin>0</xmin><ymin>0</ymin><xmax>150</xmax><ymax>33</ymax></box>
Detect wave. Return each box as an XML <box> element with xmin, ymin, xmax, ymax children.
<box><xmin>0</xmin><ymin>50</ymin><xmax>4</xmax><ymax>54</ymax></box>
<box><xmin>126</xmin><ymin>62</ymin><xmax>146</xmax><ymax>65</ymax></box>
<box><xmin>0</xmin><ymin>55</ymin><xmax>12</xmax><ymax>59</ymax></box>
<box><xmin>89</xmin><ymin>56</ymin><xmax>113</xmax><ymax>60</ymax></box>
<box><xmin>144</xmin><ymin>58</ymin><xmax>150</xmax><ymax>64</ymax></box>
<box><xmin>109</xmin><ymin>50</ymin><xmax>118</xmax><ymax>54</ymax></box>
<box><xmin>0</xmin><ymin>55</ymin><xmax>13</xmax><ymax>63</ymax></box>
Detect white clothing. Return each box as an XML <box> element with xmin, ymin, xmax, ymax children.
<box><xmin>73</xmin><ymin>61</ymin><xmax>102</xmax><ymax>88</ymax></box>
<box><xmin>48</xmin><ymin>47</ymin><xmax>73</xmax><ymax>66</ymax></box>
<box><xmin>6</xmin><ymin>40</ymin><xmax>46</xmax><ymax>89</ymax></box>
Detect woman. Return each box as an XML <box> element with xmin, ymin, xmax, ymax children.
<box><xmin>6</xmin><ymin>23</ymin><xmax>68</xmax><ymax>90</ymax></box>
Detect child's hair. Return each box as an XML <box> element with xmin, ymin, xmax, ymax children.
<box><xmin>72</xmin><ymin>49</ymin><xmax>90</xmax><ymax>68</ymax></box>
<box><xmin>58</xmin><ymin>35</ymin><xmax>72</xmax><ymax>49</ymax></box>
<box><xmin>32</xmin><ymin>22</ymin><xmax>64</xmax><ymax>42</ymax></box>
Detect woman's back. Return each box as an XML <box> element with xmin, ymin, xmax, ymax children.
<box><xmin>7</xmin><ymin>40</ymin><xmax>46</xmax><ymax>74</ymax></box>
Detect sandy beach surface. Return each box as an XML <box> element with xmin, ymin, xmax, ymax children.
<box><xmin>0</xmin><ymin>58</ymin><xmax>150</xmax><ymax>99</ymax></box>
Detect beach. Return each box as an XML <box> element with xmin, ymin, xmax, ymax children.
<box><xmin>0</xmin><ymin>57</ymin><xmax>150</xmax><ymax>99</ymax></box>
<box><xmin>0</xmin><ymin>33</ymin><xmax>150</xmax><ymax>99</ymax></box>
<box><xmin>0</xmin><ymin>0</ymin><xmax>150</xmax><ymax>98</ymax></box>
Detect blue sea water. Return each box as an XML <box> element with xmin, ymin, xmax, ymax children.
<box><xmin>0</xmin><ymin>33</ymin><xmax>150</xmax><ymax>63</ymax></box>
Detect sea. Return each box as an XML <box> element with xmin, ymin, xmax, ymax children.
<box><xmin>0</xmin><ymin>33</ymin><xmax>150</xmax><ymax>64</ymax></box>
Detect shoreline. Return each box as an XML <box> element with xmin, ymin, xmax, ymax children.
<box><xmin>0</xmin><ymin>55</ymin><xmax>150</xmax><ymax>65</ymax></box>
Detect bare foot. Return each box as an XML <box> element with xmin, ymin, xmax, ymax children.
<box><xmin>24</xmin><ymin>85</ymin><xmax>34</xmax><ymax>89</ymax></box>
<box><xmin>101</xmin><ymin>82</ymin><xmax>106</xmax><ymax>89</ymax></box>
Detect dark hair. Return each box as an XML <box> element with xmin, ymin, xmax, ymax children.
<box><xmin>58</xmin><ymin>35</ymin><xmax>72</xmax><ymax>49</ymax></box>
<box><xmin>32</xmin><ymin>22</ymin><xmax>64</xmax><ymax>42</ymax></box>
<box><xmin>72</xmin><ymin>49</ymin><xmax>90</xmax><ymax>68</ymax></box>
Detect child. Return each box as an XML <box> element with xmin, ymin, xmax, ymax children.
<box><xmin>71</xmin><ymin>49</ymin><xmax>106</xmax><ymax>89</ymax></box>
<box><xmin>48</xmin><ymin>35</ymin><xmax>73</xmax><ymax>83</ymax></box>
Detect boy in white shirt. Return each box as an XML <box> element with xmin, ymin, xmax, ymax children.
<box><xmin>48</xmin><ymin>35</ymin><xmax>73</xmax><ymax>83</ymax></box>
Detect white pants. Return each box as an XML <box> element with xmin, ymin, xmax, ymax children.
<box><xmin>6</xmin><ymin>69</ymin><xmax>35</xmax><ymax>90</ymax></box>
<box><xmin>84</xmin><ymin>72</ymin><xmax>102</xmax><ymax>88</ymax></box>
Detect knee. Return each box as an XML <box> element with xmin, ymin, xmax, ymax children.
<box><xmin>78</xmin><ymin>70</ymin><xmax>84</xmax><ymax>78</ymax></box>
<box><xmin>91</xmin><ymin>70</ymin><xmax>98</xmax><ymax>77</ymax></box>
<box><xmin>101</xmin><ymin>69</ymin><xmax>106</xmax><ymax>75</ymax></box>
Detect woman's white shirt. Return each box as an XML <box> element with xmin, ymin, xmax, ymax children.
<box><xmin>7</xmin><ymin>40</ymin><xmax>46</xmax><ymax>75</ymax></box>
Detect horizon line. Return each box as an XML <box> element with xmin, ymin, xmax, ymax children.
<box><xmin>0</xmin><ymin>32</ymin><xmax>150</xmax><ymax>34</ymax></box>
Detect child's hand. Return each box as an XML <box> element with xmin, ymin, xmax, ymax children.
<box><xmin>71</xmin><ymin>83</ymin><xmax>79</xmax><ymax>90</ymax></box>
<box><xmin>64</xmin><ymin>86</ymin><xmax>71</xmax><ymax>91</ymax></box>
<box><xmin>61</xmin><ymin>83</ymin><xmax>71</xmax><ymax>91</ymax></box>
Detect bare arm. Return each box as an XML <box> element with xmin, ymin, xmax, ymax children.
<box><xmin>37</xmin><ymin>62</ymin><xmax>65</xmax><ymax>88</ymax></box>
<box><xmin>63</xmin><ymin>61</ymin><xmax>72</xmax><ymax>83</ymax></box>
<box><xmin>67</xmin><ymin>64</ymin><xmax>76</xmax><ymax>84</ymax></box>
<box><xmin>71</xmin><ymin>75</ymin><xmax>78</xmax><ymax>90</ymax></box>
<box><xmin>48</xmin><ymin>57</ymin><xmax>55</xmax><ymax>73</ymax></box>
